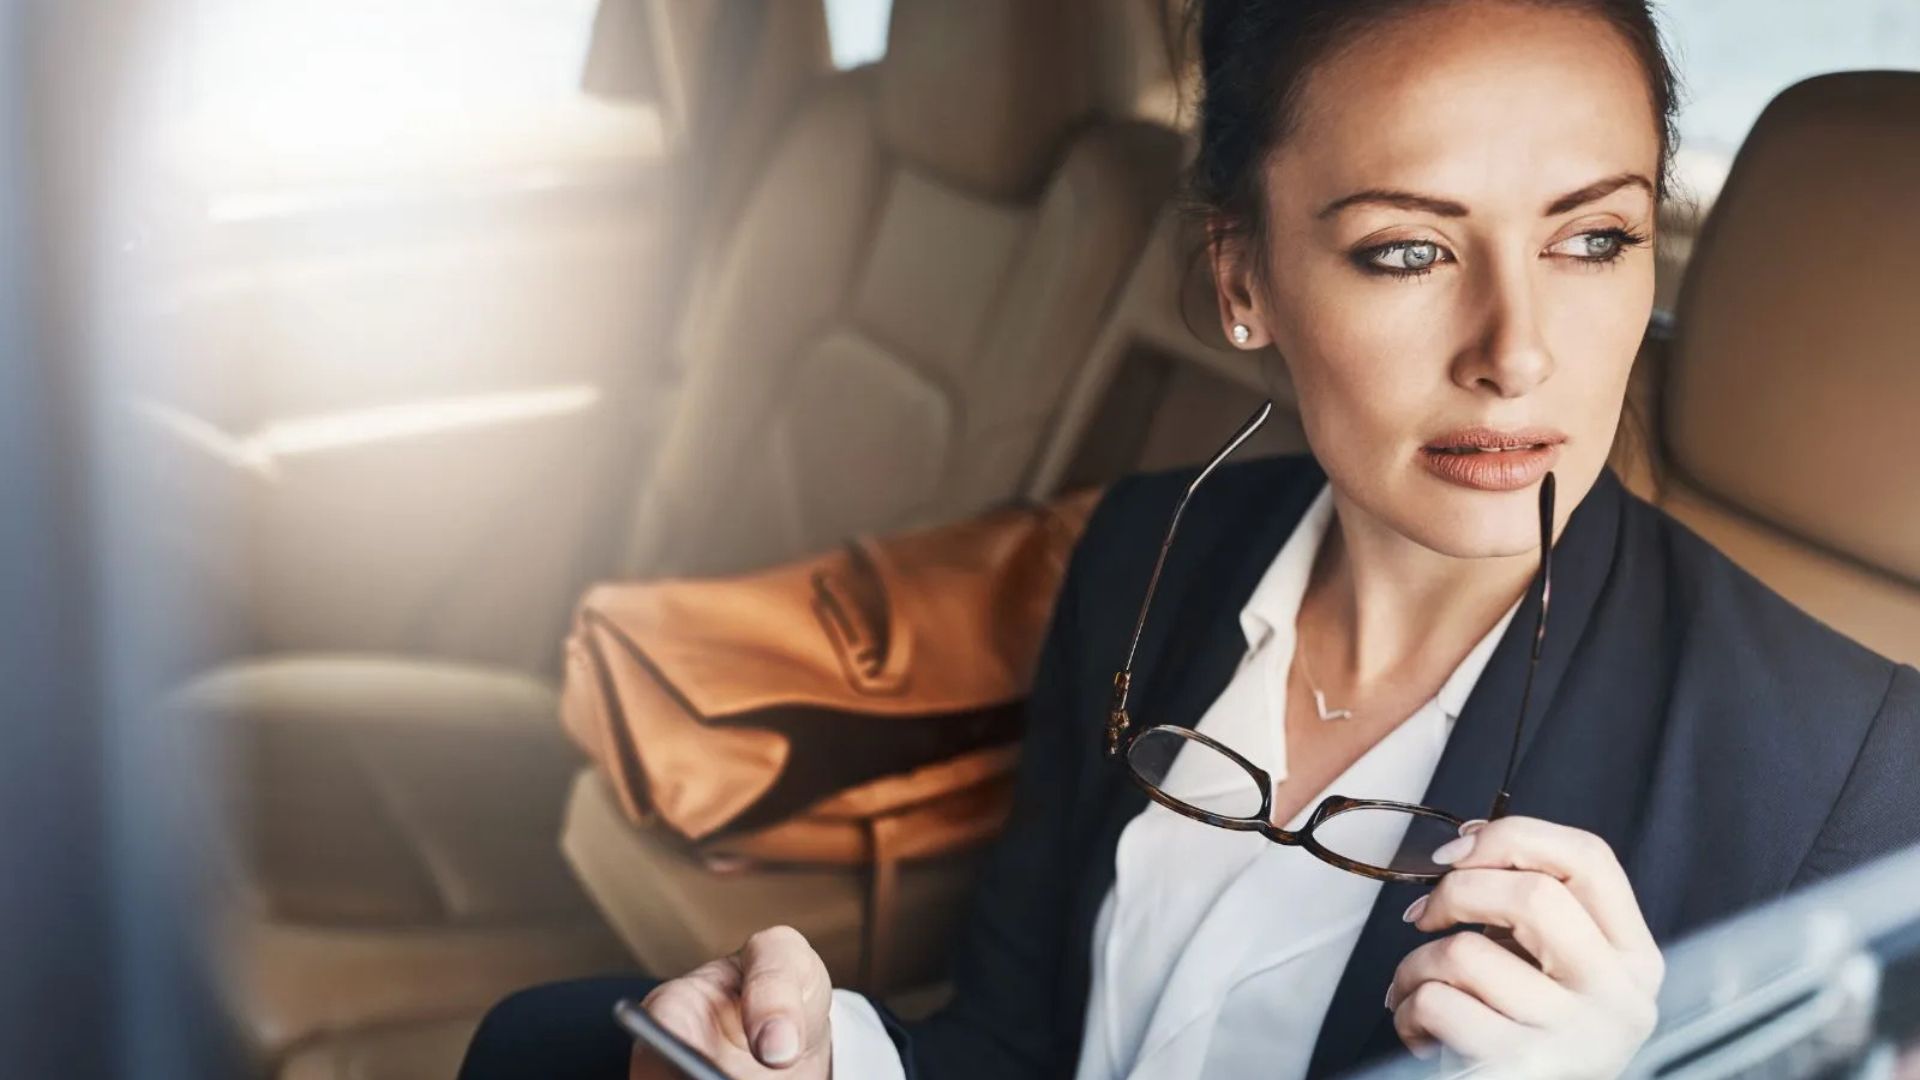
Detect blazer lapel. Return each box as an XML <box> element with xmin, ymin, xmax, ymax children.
<box><xmin>1114</xmin><ymin>456</ymin><xmax>1327</xmax><ymax>783</ymax></box>
<box><xmin>1064</xmin><ymin>458</ymin><xmax>1328</xmax><ymax>1017</ymax></box>
<box><xmin>1306</xmin><ymin>471</ymin><xmax>1629</xmax><ymax>1078</ymax></box>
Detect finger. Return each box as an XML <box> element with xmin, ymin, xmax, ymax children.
<box><xmin>1439</xmin><ymin>817</ymin><xmax>1658</xmax><ymax>962</ymax></box>
<box><xmin>736</xmin><ymin>925</ymin><xmax>830</xmax><ymax>1068</ymax></box>
<box><xmin>1414</xmin><ymin>868</ymin><xmax>1623</xmax><ymax>992</ymax></box>
<box><xmin>1392</xmin><ymin>979</ymin><xmax>1532</xmax><ymax>1064</ymax></box>
<box><xmin>639</xmin><ymin>977</ymin><xmax>749</xmax><ymax>1065</ymax></box>
<box><xmin>641</xmin><ymin>958</ymin><xmax>745</xmax><ymax>1045</ymax></box>
<box><xmin>1387</xmin><ymin>931</ymin><xmax>1576</xmax><ymax>1028</ymax></box>
<box><xmin>645</xmin><ymin>956</ymin><xmax>743</xmax><ymax>1007</ymax></box>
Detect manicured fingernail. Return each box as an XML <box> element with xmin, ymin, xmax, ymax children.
<box><xmin>1401</xmin><ymin>894</ymin><xmax>1429</xmax><ymax>923</ymax></box>
<box><xmin>755</xmin><ymin>1017</ymin><xmax>799</xmax><ymax>1066</ymax></box>
<box><xmin>1384</xmin><ymin>985</ymin><xmax>1396</xmax><ymax>1011</ymax></box>
<box><xmin>1432</xmin><ymin>835</ymin><xmax>1475</xmax><ymax>865</ymax></box>
<box><xmin>1459</xmin><ymin>819</ymin><xmax>1488</xmax><ymax>836</ymax></box>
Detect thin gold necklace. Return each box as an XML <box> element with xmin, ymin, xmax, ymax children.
<box><xmin>1294</xmin><ymin>638</ymin><xmax>1354</xmax><ymax>722</ymax></box>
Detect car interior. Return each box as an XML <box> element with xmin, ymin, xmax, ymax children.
<box><xmin>71</xmin><ymin>1</ymin><xmax>1917</xmax><ymax>1077</ymax></box>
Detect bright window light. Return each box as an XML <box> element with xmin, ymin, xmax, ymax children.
<box><xmin>824</xmin><ymin>0</ymin><xmax>892</xmax><ymax>71</ymax></box>
<box><xmin>158</xmin><ymin>0</ymin><xmax>660</xmax><ymax>184</ymax></box>
<box><xmin>136</xmin><ymin>384</ymin><xmax>603</xmax><ymax>478</ymax></box>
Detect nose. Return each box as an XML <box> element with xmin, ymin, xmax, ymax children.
<box><xmin>1450</xmin><ymin>256</ymin><xmax>1554</xmax><ymax>399</ymax></box>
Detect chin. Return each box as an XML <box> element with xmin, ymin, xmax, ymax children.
<box><xmin>1386</xmin><ymin>473</ymin><xmax>1562</xmax><ymax>560</ymax></box>
<box><xmin>1391</xmin><ymin>454</ymin><xmax>1607</xmax><ymax>560</ymax></box>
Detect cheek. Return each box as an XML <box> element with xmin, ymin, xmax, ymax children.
<box><xmin>1538</xmin><ymin>270</ymin><xmax>1654</xmax><ymax>428</ymax></box>
<box><xmin>1267</xmin><ymin>273</ymin><xmax>1456</xmax><ymax>443</ymax></box>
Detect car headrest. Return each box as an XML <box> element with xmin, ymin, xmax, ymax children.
<box><xmin>877</xmin><ymin>0</ymin><xmax>1094</xmax><ymax>200</ymax></box>
<box><xmin>1664</xmin><ymin>71</ymin><xmax>1920</xmax><ymax>585</ymax></box>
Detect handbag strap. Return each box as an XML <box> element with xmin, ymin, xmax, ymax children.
<box><xmin>860</xmin><ymin>813</ymin><xmax>908</xmax><ymax>991</ymax></box>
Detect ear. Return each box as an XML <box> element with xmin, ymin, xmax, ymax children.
<box><xmin>1207</xmin><ymin>223</ymin><xmax>1269</xmax><ymax>350</ymax></box>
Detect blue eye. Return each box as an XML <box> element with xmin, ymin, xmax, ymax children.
<box><xmin>1550</xmin><ymin>227</ymin><xmax>1649</xmax><ymax>263</ymax></box>
<box><xmin>1358</xmin><ymin>240</ymin><xmax>1449</xmax><ymax>278</ymax></box>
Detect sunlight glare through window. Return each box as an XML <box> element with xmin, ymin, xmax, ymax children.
<box><xmin>824</xmin><ymin>0</ymin><xmax>892</xmax><ymax>71</ymax></box>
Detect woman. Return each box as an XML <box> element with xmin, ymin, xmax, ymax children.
<box><xmin>462</xmin><ymin>0</ymin><xmax>1920</xmax><ymax>1077</ymax></box>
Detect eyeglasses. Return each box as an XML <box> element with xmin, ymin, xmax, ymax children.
<box><xmin>1103</xmin><ymin>402</ymin><xmax>1555</xmax><ymax>884</ymax></box>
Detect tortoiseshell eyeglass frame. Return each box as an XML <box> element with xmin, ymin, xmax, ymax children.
<box><xmin>1102</xmin><ymin>402</ymin><xmax>1555</xmax><ymax>885</ymax></box>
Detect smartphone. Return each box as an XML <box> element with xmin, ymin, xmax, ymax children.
<box><xmin>614</xmin><ymin>998</ymin><xmax>732</xmax><ymax>1080</ymax></box>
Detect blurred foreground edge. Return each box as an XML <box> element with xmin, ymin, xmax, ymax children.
<box><xmin>1355</xmin><ymin>841</ymin><xmax>1920</xmax><ymax>1080</ymax></box>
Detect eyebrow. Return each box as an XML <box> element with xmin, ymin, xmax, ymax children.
<box><xmin>1316</xmin><ymin>171</ymin><xmax>1656</xmax><ymax>220</ymax></box>
<box><xmin>1541</xmin><ymin>171</ymin><xmax>1655</xmax><ymax>215</ymax></box>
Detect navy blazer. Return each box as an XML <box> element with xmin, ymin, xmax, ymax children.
<box><xmin>877</xmin><ymin>454</ymin><xmax>1920</xmax><ymax>1078</ymax></box>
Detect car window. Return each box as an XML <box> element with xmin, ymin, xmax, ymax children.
<box><xmin>1663</xmin><ymin>0</ymin><xmax>1920</xmax><ymax>205</ymax></box>
<box><xmin>158</xmin><ymin>0</ymin><xmax>660</xmax><ymax>188</ymax></box>
<box><xmin>825</xmin><ymin>0</ymin><xmax>892</xmax><ymax>70</ymax></box>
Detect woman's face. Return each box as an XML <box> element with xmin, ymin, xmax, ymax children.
<box><xmin>1213</xmin><ymin>0</ymin><xmax>1661</xmax><ymax>557</ymax></box>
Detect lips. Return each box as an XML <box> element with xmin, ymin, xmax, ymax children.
<box><xmin>1419</xmin><ymin>427</ymin><xmax>1565</xmax><ymax>491</ymax></box>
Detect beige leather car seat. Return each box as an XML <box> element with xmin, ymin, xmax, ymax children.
<box><xmin>182</xmin><ymin>657</ymin><xmax>629</xmax><ymax>1078</ymax></box>
<box><xmin>560</xmin><ymin>0</ymin><xmax>1184</xmax><ymax>1002</ymax></box>
<box><xmin>1647</xmin><ymin>71</ymin><xmax>1920</xmax><ymax>666</ymax></box>
<box><xmin>183</xmin><ymin>0</ymin><xmax>1183</xmax><ymax>1075</ymax></box>
<box><xmin>619</xmin><ymin>0</ymin><xmax>1182</xmax><ymax>578</ymax></box>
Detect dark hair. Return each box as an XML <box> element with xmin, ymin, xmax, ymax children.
<box><xmin>1184</xmin><ymin>0</ymin><xmax>1682</xmax><ymax>273</ymax></box>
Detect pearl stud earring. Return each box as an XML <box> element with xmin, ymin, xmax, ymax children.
<box><xmin>1231</xmin><ymin>323</ymin><xmax>1252</xmax><ymax>345</ymax></box>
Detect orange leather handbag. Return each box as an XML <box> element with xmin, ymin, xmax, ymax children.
<box><xmin>559</xmin><ymin>489</ymin><xmax>1100</xmax><ymax>986</ymax></box>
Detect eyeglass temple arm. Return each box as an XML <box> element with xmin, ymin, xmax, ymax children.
<box><xmin>1490</xmin><ymin>471</ymin><xmax>1554</xmax><ymax>819</ymax></box>
<box><xmin>1107</xmin><ymin>401</ymin><xmax>1273</xmax><ymax>754</ymax></box>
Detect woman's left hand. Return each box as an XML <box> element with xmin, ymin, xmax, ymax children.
<box><xmin>1386</xmin><ymin>816</ymin><xmax>1665</xmax><ymax>1078</ymax></box>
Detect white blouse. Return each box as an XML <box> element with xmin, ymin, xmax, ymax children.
<box><xmin>831</xmin><ymin>484</ymin><xmax>1517</xmax><ymax>1079</ymax></box>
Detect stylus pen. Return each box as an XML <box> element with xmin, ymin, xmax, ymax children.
<box><xmin>614</xmin><ymin>998</ymin><xmax>732</xmax><ymax>1080</ymax></box>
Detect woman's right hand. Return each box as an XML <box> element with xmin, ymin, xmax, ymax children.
<box><xmin>631</xmin><ymin>925</ymin><xmax>834</xmax><ymax>1080</ymax></box>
